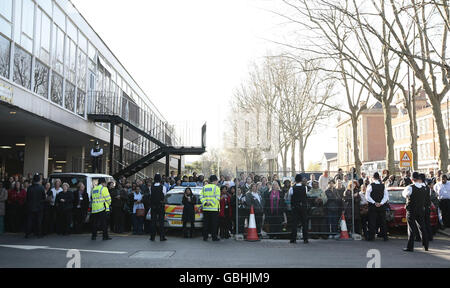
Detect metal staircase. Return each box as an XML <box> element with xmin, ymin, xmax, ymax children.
<box><xmin>86</xmin><ymin>91</ymin><xmax>206</xmax><ymax>179</ymax></box>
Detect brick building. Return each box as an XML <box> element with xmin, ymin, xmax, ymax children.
<box><xmin>337</xmin><ymin>102</ymin><xmax>398</xmax><ymax>174</ymax></box>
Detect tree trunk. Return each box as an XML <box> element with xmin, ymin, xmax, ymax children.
<box><xmin>291</xmin><ymin>139</ymin><xmax>296</xmax><ymax>176</ymax></box>
<box><xmin>351</xmin><ymin>115</ymin><xmax>362</xmax><ymax>176</ymax></box>
<box><xmin>382</xmin><ymin>99</ymin><xmax>396</xmax><ymax>174</ymax></box>
<box><xmin>281</xmin><ymin>143</ymin><xmax>289</xmax><ymax>177</ymax></box>
<box><xmin>406</xmin><ymin>97</ymin><xmax>419</xmax><ymax>170</ymax></box>
<box><xmin>298</xmin><ymin>135</ymin><xmax>305</xmax><ymax>173</ymax></box>
<box><xmin>430</xmin><ymin>98</ymin><xmax>449</xmax><ymax>173</ymax></box>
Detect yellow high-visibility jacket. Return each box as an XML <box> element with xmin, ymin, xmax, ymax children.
<box><xmin>91</xmin><ymin>185</ymin><xmax>111</xmax><ymax>214</ymax></box>
<box><xmin>199</xmin><ymin>184</ymin><xmax>220</xmax><ymax>212</ymax></box>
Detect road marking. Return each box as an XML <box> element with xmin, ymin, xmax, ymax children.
<box><xmin>0</xmin><ymin>244</ymin><xmax>128</xmax><ymax>255</ymax></box>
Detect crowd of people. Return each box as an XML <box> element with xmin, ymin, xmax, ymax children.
<box><xmin>0</xmin><ymin>167</ymin><xmax>449</xmax><ymax>248</ymax></box>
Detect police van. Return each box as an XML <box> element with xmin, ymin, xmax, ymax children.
<box><xmin>48</xmin><ymin>173</ymin><xmax>115</xmax><ymax>198</ymax></box>
<box><xmin>164</xmin><ymin>182</ymin><xmax>204</xmax><ymax>229</ymax></box>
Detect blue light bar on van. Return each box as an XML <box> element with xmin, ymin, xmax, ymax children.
<box><xmin>181</xmin><ymin>182</ymin><xmax>197</xmax><ymax>187</ymax></box>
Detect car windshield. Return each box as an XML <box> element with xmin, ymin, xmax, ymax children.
<box><xmin>166</xmin><ymin>188</ymin><xmax>202</xmax><ymax>205</ymax></box>
<box><xmin>166</xmin><ymin>193</ymin><xmax>184</xmax><ymax>205</ymax></box>
<box><xmin>388</xmin><ymin>190</ymin><xmax>406</xmax><ymax>204</ymax></box>
<box><xmin>50</xmin><ymin>175</ymin><xmax>86</xmax><ymax>193</ymax></box>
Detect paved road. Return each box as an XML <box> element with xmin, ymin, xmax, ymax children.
<box><xmin>0</xmin><ymin>232</ymin><xmax>449</xmax><ymax>268</ymax></box>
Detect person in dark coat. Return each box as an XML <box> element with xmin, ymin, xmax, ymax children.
<box><xmin>288</xmin><ymin>174</ymin><xmax>309</xmax><ymax>244</ymax></box>
<box><xmin>149</xmin><ymin>174</ymin><xmax>167</xmax><ymax>241</ymax></box>
<box><xmin>229</xmin><ymin>186</ymin><xmax>237</xmax><ymax>234</ymax></box>
<box><xmin>182</xmin><ymin>187</ymin><xmax>196</xmax><ymax>238</ymax></box>
<box><xmin>55</xmin><ymin>183</ymin><xmax>73</xmax><ymax>235</ymax></box>
<box><xmin>42</xmin><ymin>182</ymin><xmax>53</xmax><ymax>235</ymax></box>
<box><xmin>343</xmin><ymin>180</ymin><xmax>362</xmax><ymax>236</ymax></box>
<box><xmin>72</xmin><ymin>182</ymin><xmax>89</xmax><ymax>234</ymax></box>
<box><xmin>25</xmin><ymin>174</ymin><xmax>46</xmax><ymax>238</ymax></box>
<box><xmin>423</xmin><ymin>176</ymin><xmax>433</xmax><ymax>242</ymax></box>
<box><xmin>402</xmin><ymin>172</ymin><xmax>429</xmax><ymax>252</ymax></box>
<box><xmin>111</xmin><ymin>184</ymin><xmax>127</xmax><ymax>234</ymax></box>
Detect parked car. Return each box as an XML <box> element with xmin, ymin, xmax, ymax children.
<box><xmin>387</xmin><ymin>187</ymin><xmax>438</xmax><ymax>234</ymax></box>
<box><xmin>164</xmin><ymin>184</ymin><xmax>204</xmax><ymax>229</ymax></box>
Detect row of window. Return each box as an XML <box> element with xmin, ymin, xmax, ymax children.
<box><xmin>0</xmin><ymin>0</ymin><xmax>170</xmax><ymax>140</ymax></box>
<box><xmin>393</xmin><ymin>117</ymin><xmax>437</xmax><ymax>141</ymax></box>
<box><xmin>0</xmin><ymin>33</ymin><xmax>85</xmax><ymax>116</ymax></box>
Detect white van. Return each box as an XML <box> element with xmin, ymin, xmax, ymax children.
<box><xmin>48</xmin><ymin>173</ymin><xmax>115</xmax><ymax>198</ymax></box>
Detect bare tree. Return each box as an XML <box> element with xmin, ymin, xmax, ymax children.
<box><xmin>362</xmin><ymin>0</ymin><xmax>450</xmax><ymax>172</ymax></box>
<box><xmin>279</xmin><ymin>0</ymin><xmax>416</xmax><ymax>174</ymax></box>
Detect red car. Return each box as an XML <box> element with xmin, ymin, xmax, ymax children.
<box><xmin>386</xmin><ymin>187</ymin><xmax>438</xmax><ymax>234</ymax></box>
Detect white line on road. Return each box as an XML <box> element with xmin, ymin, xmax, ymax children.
<box><xmin>0</xmin><ymin>244</ymin><xmax>128</xmax><ymax>255</ymax></box>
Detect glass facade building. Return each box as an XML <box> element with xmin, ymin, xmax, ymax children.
<box><xmin>0</xmin><ymin>0</ymin><xmax>169</xmax><ymax>133</ymax></box>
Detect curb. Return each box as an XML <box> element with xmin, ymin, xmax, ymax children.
<box><xmin>437</xmin><ymin>230</ymin><xmax>450</xmax><ymax>237</ymax></box>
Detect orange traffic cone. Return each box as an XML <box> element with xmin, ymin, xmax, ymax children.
<box><xmin>338</xmin><ymin>211</ymin><xmax>351</xmax><ymax>240</ymax></box>
<box><xmin>246</xmin><ymin>206</ymin><xmax>260</xmax><ymax>241</ymax></box>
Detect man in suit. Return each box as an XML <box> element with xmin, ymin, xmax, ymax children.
<box><xmin>402</xmin><ymin>172</ymin><xmax>429</xmax><ymax>252</ymax></box>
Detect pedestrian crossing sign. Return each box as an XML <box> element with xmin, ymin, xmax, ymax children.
<box><xmin>400</xmin><ymin>151</ymin><xmax>413</xmax><ymax>168</ymax></box>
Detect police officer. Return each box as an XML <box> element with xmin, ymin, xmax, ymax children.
<box><xmin>200</xmin><ymin>175</ymin><xmax>221</xmax><ymax>241</ymax></box>
<box><xmin>366</xmin><ymin>172</ymin><xmax>389</xmax><ymax>241</ymax></box>
<box><xmin>150</xmin><ymin>174</ymin><xmax>167</xmax><ymax>241</ymax></box>
<box><xmin>90</xmin><ymin>141</ymin><xmax>103</xmax><ymax>173</ymax></box>
<box><xmin>288</xmin><ymin>174</ymin><xmax>309</xmax><ymax>244</ymax></box>
<box><xmin>402</xmin><ymin>172</ymin><xmax>429</xmax><ymax>252</ymax></box>
<box><xmin>91</xmin><ymin>178</ymin><xmax>112</xmax><ymax>240</ymax></box>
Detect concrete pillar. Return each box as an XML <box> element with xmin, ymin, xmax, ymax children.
<box><xmin>24</xmin><ymin>136</ymin><xmax>49</xmax><ymax>178</ymax></box>
<box><xmin>64</xmin><ymin>146</ymin><xmax>85</xmax><ymax>173</ymax></box>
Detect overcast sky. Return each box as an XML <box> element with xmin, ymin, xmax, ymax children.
<box><xmin>71</xmin><ymin>0</ymin><xmax>337</xmax><ymax>166</ymax></box>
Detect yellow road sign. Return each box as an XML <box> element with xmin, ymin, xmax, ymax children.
<box><xmin>400</xmin><ymin>151</ymin><xmax>413</xmax><ymax>168</ymax></box>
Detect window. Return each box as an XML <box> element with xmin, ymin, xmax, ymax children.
<box><xmin>77</xmin><ymin>89</ymin><xmax>85</xmax><ymax>116</ymax></box>
<box><xmin>79</xmin><ymin>33</ymin><xmax>87</xmax><ymax>53</ymax></box>
<box><xmin>13</xmin><ymin>0</ymin><xmax>34</xmax><ymax>51</ymax></box>
<box><xmin>34</xmin><ymin>60</ymin><xmax>49</xmax><ymax>98</ymax></box>
<box><xmin>88</xmin><ymin>42</ymin><xmax>96</xmax><ymax>72</ymax></box>
<box><xmin>0</xmin><ymin>34</ymin><xmax>10</xmax><ymax>79</ymax></box>
<box><xmin>67</xmin><ymin>20</ymin><xmax>77</xmax><ymax>42</ymax></box>
<box><xmin>65</xmin><ymin>38</ymin><xmax>76</xmax><ymax>83</ymax></box>
<box><xmin>53</xmin><ymin>4</ymin><xmax>65</xmax><ymax>31</ymax></box>
<box><xmin>65</xmin><ymin>81</ymin><xmax>75</xmax><ymax>112</ymax></box>
<box><xmin>35</xmin><ymin>9</ymin><xmax>51</xmax><ymax>64</ymax></box>
<box><xmin>51</xmin><ymin>72</ymin><xmax>63</xmax><ymax>105</ymax></box>
<box><xmin>77</xmin><ymin>51</ymin><xmax>87</xmax><ymax>91</ymax></box>
<box><xmin>22</xmin><ymin>0</ymin><xmax>34</xmax><ymax>37</ymax></box>
<box><xmin>13</xmin><ymin>45</ymin><xmax>32</xmax><ymax>89</ymax></box>
<box><xmin>52</xmin><ymin>24</ymin><xmax>64</xmax><ymax>75</ymax></box>
<box><xmin>36</xmin><ymin>0</ymin><xmax>52</xmax><ymax>16</ymax></box>
<box><xmin>0</xmin><ymin>0</ymin><xmax>12</xmax><ymax>38</ymax></box>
